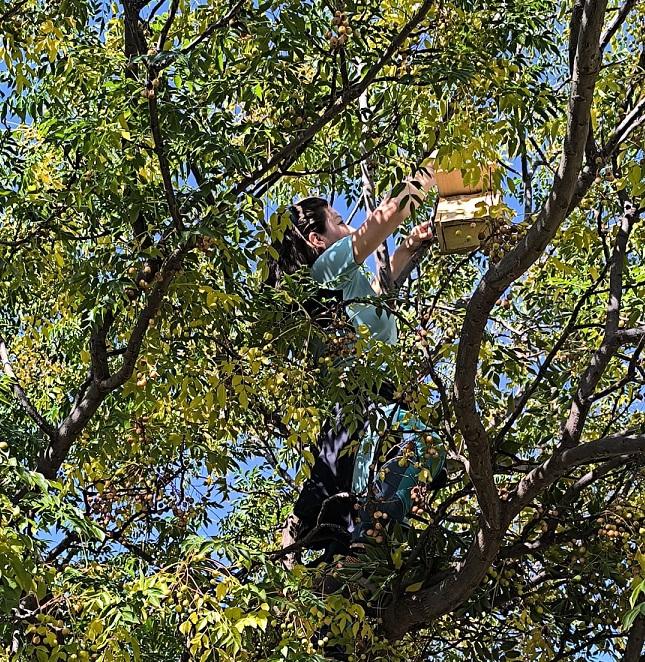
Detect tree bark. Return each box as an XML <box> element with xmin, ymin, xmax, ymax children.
<box><xmin>623</xmin><ymin>614</ymin><xmax>645</xmax><ymax>662</ymax></box>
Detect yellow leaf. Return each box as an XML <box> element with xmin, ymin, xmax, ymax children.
<box><xmin>87</xmin><ymin>618</ymin><xmax>104</xmax><ymax>640</ymax></box>
<box><xmin>216</xmin><ymin>383</ymin><xmax>227</xmax><ymax>407</ymax></box>
<box><xmin>405</xmin><ymin>581</ymin><xmax>423</xmax><ymax>592</ymax></box>
<box><xmin>216</xmin><ymin>582</ymin><xmax>228</xmax><ymax>600</ymax></box>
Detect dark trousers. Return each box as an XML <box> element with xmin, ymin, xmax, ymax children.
<box><xmin>292</xmin><ymin>401</ymin><xmax>371</xmax><ymax>552</ymax></box>
<box><xmin>291</xmin><ymin>387</ymin><xmax>446</xmax><ymax>559</ymax></box>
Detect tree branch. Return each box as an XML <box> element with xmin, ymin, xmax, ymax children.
<box><xmin>493</xmin><ymin>262</ymin><xmax>610</xmax><ymax>447</ymax></box>
<box><xmin>588</xmin><ymin>335</ymin><xmax>645</xmax><ymax>402</ymax></box>
<box><xmin>146</xmin><ymin>87</ymin><xmax>184</xmax><ymax>232</ymax></box>
<box><xmin>623</xmin><ymin>614</ymin><xmax>645</xmax><ymax>662</ymax></box>
<box><xmin>358</xmin><ymin>83</ymin><xmax>392</xmax><ymax>293</ymax></box>
<box><xmin>599</xmin><ymin>0</ymin><xmax>638</xmax><ymax>52</ymax></box>
<box><xmin>180</xmin><ymin>0</ymin><xmax>247</xmax><ymax>55</ymax></box>
<box><xmin>0</xmin><ymin>337</ymin><xmax>58</xmax><ymax>442</ymax></box>
<box><xmin>513</xmin><ymin>431</ymin><xmax>645</xmax><ymax>512</ymax></box>
<box><xmin>561</xmin><ymin>199</ymin><xmax>639</xmax><ymax>448</ymax></box>
<box><xmin>233</xmin><ymin>0</ymin><xmax>438</xmax><ymax>196</ymax></box>
<box><xmin>0</xmin><ymin>0</ymin><xmax>27</xmax><ymax>25</ymax></box>
<box><xmin>453</xmin><ymin>0</ymin><xmax>607</xmax><ymax>529</ymax></box>
<box><xmin>156</xmin><ymin>0</ymin><xmax>179</xmax><ymax>51</ymax></box>
<box><xmin>36</xmin><ymin>246</ymin><xmax>189</xmax><ymax>479</ymax></box>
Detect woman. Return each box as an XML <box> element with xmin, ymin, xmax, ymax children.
<box><xmin>269</xmin><ymin>162</ymin><xmax>445</xmax><ymax>565</ymax></box>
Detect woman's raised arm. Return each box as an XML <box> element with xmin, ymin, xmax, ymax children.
<box><xmin>351</xmin><ymin>162</ymin><xmax>436</xmax><ymax>265</ymax></box>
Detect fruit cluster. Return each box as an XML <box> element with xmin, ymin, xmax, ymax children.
<box><xmin>127</xmin><ymin>415</ymin><xmax>150</xmax><ymax>443</ymax></box>
<box><xmin>325</xmin><ymin>314</ymin><xmax>357</xmax><ymax>358</ymax></box>
<box><xmin>87</xmin><ymin>460</ymin><xmax>197</xmax><ymax>529</ymax></box>
<box><xmin>414</xmin><ymin>327</ymin><xmax>430</xmax><ymax>351</ymax></box>
<box><xmin>364</xmin><ymin>514</ymin><xmax>387</xmax><ymax>544</ymax></box>
<box><xmin>197</xmin><ymin>235</ymin><xmax>216</xmax><ymax>254</ymax></box>
<box><xmin>480</xmin><ymin>218</ymin><xmax>528</xmax><ymax>262</ymax></box>
<box><xmin>596</xmin><ymin>500</ymin><xmax>645</xmax><ymax>543</ymax></box>
<box><xmin>135</xmin><ymin>358</ymin><xmax>159</xmax><ymax>387</ymax></box>
<box><xmin>125</xmin><ymin>261</ymin><xmax>157</xmax><ymax>300</ymax></box>
<box><xmin>410</xmin><ymin>485</ymin><xmax>432</xmax><ymax>517</ymax></box>
<box><xmin>325</xmin><ymin>10</ymin><xmax>352</xmax><ymax>50</ymax></box>
<box><xmin>25</xmin><ymin>613</ymin><xmax>90</xmax><ymax>660</ymax></box>
<box><xmin>593</xmin><ymin>162</ymin><xmax>615</xmax><ymax>184</ymax></box>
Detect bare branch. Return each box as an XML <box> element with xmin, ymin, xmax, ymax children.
<box><xmin>181</xmin><ymin>0</ymin><xmax>247</xmax><ymax>55</ymax></box>
<box><xmin>623</xmin><ymin>614</ymin><xmax>645</xmax><ymax>662</ymax></box>
<box><xmin>0</xmin><ymin>337</ymin><xmax>58</xmax><ymax>442</ymax></box>
<box><xmin>599</xmin><ymin>0</ymin><xmax>638</xmax><ymax>52</ymax></box>
<box><xmin>605</xmin><ymin>95</ymin><xmax>645</xmax><ymax>155</ymax></box>
<box><xmin>146</xmin><ymin>85</ymin><xmax>184</xmax><ymax>232</ymax></box>
<box><xmin>502</xmin><ymin>456</ymin><xmax>629</xmax><ymax>558</ymax></box>
<box><xmin>568</xmin><ymin>0</ymin><xmax>585</xmax><ymax>75</ymax></box>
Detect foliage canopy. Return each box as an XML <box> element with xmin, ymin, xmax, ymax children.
<box><xmin>0</xmin><ymin>0</ymin><xmax>644</xmax><ymax>659</ymax></box>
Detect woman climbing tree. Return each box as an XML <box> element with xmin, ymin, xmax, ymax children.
<box><xmin>267</xmin><ymin>161</ymin><xmax>446</xmax><ymax>567</ymax></box>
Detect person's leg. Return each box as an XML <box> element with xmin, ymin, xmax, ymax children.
<box><xmin>352</xmin><ymin>408</ymin><xmax>445</xmax><ymax>543</ymax></box>
<box><xmin>350</xmin><ymin>402</ymin><xmax>398</xmax><ymax>497</ymax></box>
<box><xmin>385</xmin><ymin>413</ymin><xmax>445</xmax><ymax>515</ymax></box>
<box><xmin>285</xmin><ymin>400</ymin><xmax>369</xmax><ymax>559</ymax></box>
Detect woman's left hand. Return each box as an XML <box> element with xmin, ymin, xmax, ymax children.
<box><xmin>403</xmin><ymin>221</ymin><xmax>434</xmax><ymax>251</ymax></box>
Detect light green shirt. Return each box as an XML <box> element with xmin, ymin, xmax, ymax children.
<box><xmin>310</xmin><ymin>235</ymin><xmax>398</xmax><ymax>345</ymax></box>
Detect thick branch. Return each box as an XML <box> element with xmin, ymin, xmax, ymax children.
<box><xmin>101</xmin><ymin>247</ymin><xmax>187</xmax><ymax>390</ymax></box>
<box><xmin>384</xmin><ymin>431</ymin><xmax>644</xmax><ymax>637</ymax></box>
<box><xmin>453</xmin><ymin>0</ymin><xmax>607</xmax><ymax>527</ymax></box>
<box><xmin>36</xmin><ymin>246</ymin><xmax>188</xmax><ymax>479</ymax></box>
<box><xmin>513</xmin><ymin>431</ymin><xmax>645</xmax><ymax>512</ymax></box>
<box><xmin>623</xmin><ymin>614</ymin><xmax>645</xmax><ymax>662</ymax></box>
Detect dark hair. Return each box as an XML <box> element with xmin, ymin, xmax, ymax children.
<box><xmin>266</xmin><ymin>196</ymin><xmax>330</xmax><ymax>288</ymax></box>
<box><xmin>265</xmin><ymin>196</ymin><xmax>343</xmax><ymax>331</ymax></box>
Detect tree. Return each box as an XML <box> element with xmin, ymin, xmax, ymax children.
<box><xmin>0</xmin><ymin>0</ymin><xmax>644</xmax><ymax>659</ymax></box>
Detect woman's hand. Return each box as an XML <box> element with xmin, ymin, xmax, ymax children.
<box><xmin>403</xmin><ymin>221</ymin><xmax>434</xmax><ymax>252</ymax></box>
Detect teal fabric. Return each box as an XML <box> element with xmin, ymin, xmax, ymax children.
<box><xmin>351</xmin><ymin>405</ymin><xmax>446</xmax><ymax>512</ymax></box>
<box><xmin>311</xmin><ymin>235</ymin><xmax>397</xmax><ymax>345</ymax></box>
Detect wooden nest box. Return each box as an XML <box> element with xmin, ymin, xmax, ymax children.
<box><xmin>432</xmin><ymin>164</ymin><xmax>500</xmax><ymax>254</ymax></box>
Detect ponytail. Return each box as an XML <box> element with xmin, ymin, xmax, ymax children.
<box><xmin>265</xmin><ymin>196</ymin><xmax>343</xmax><ymax>330</ymax></box>
<box><xmin>266</xmin><ymin>197</ymin><xmax>329</xmax><ymax>288</ymax></box>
